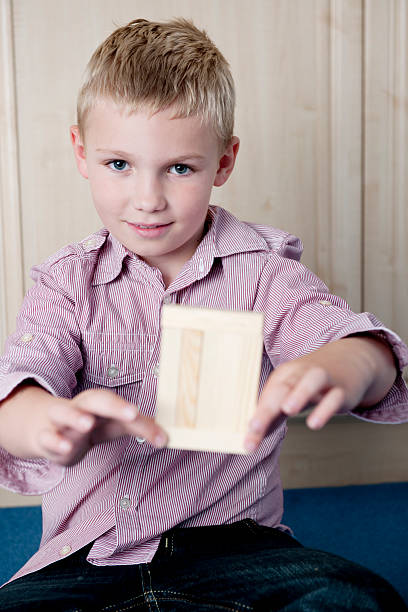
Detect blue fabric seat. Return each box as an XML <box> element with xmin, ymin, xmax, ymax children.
<box><xmin>0</xmin><ymin>482</ymin><xmax>407</xmax><ymax>604</ymax></box>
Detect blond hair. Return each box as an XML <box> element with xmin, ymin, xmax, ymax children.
<box><xmin>77</xmin><ymin>18</ymin><xmax>235</xmax><ymax>147</ymax></box>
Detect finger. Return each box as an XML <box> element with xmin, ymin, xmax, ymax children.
<box><xmin>281</xmin><ymin>366</ymin><xmax>330</xmax><ymax>416</ymax></box>
<box><xmin>91</xmin><ymin>413</ymin><xmax>168</xmax><ymax>448</ymax></box>
<box><xmin>124</xmin><ymin>415</ymin><xmax>168</xmax><ymax>448</ymax></box>
<box><xmin>38</xmin><ymin>426</ymin><xmax>95</xmax><ymax>466</ymax></box>
<box><xmin>306</xmin><ymin>387</ymin><xmax>346</xmax><ymax>430</ymax></box>
<box><xmin>70</xmin><ymin>389</ymin><xmax>168</xmax><ymax>448</ymax></box>
<box><xmin>71</xmin><ymin>390</ymin><xmax>168</xmax><ymax>448</ymax></box>
<box><xmin>72</xmin><ymin>389</ymin><xmax>139</xmax><ymax>421</ymax></box>
<box><xmin>48</xmin><ymin>402</ymin><xmax>96</xmax><ymax>434</ymax></box>
<box><xmin>244</xmin><ymin>379</ymin><xmax>293</xmax><ymax>452</ymax></box>
<box><xmin>37</xmin><ymin>428</ymin><xmax>73</xmax><ymax>462</ymax></box>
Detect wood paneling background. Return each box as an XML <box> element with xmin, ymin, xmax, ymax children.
<box><xmin>364</xmin><ymin>0</ymin><xmax>408</xmax><ymax>347</ymax></box>
<box><xmin>0</xmin><ymin>1</ymin><xmax>24</xmax><ymax>345</ymax></box>
<box><xmin>0</xmin><ymin>0</ymin><xmax>407</xmax><ymax>506</ymax></box>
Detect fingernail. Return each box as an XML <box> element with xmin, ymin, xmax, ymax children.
<box><xmin>79</xmin><ymin>416</ymin><xmax>93</xmax><ymax>430</ymax></box>
<box><xmin>308</xmin><ymin>416</ymin><xmax>321</xmax><ymax>430</ymax></box>
<box><xmin>248</xmin><ymin>419</ymin><xmax>263</xmax><ymax>434</ymax></box>
<box><xmin>244</xmin><ymin>438</ymin><xmax>258</xmax><ymax>453</ymax></box>
<box><xmin>123</xmin><ymin>406</ymin><xmax>137</xmax><ymax>420</ymax></box>
<box><xmin>59</xmin><ymin>440</ymin><xmax>71</xmax><ymax>452</ymax></box>
<box><xmin>282</xmin><ymin>399</ymin><xmax>297</xmax><ymax>414</ymax></box>
<box><xmin>154</xmin><ymin>433</ymin><xmax>168</xmax><ymax>448</ymax></box>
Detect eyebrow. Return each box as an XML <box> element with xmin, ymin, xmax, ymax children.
<box><xmin>95</xmin><ymin>149</ymin><xmax>207</xmax><ymax>162</ymax></box>
<box><xmin>96</xmin><ymin>149</ymin><xmax>131</xmax><ymax>157</ymax></box>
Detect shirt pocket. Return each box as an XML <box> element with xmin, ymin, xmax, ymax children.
<box><xmin>80</xmin><ymin>332</ymin><xmax>153</xmax><ymax>388</ymax></box>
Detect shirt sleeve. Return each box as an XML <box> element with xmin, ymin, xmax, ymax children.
<box><xmin>0</xmin><ymin>259</ymin><xmax>82</xmax><ymax>494</ymax></box>
<box><xmin>254</xmin><ymin>253</ymin><xmax>408</xmax><ymax>424</ymax></box>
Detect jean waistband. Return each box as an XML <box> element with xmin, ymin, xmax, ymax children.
<box><xmin>153</xmin><ymin>519</ymin><xmax>302</xmax><ymax>563</ymax></box>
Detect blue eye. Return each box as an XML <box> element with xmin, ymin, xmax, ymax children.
<box><xmin>170</xmin><ymin>164</ymin><xmax>191</xmax><ymax>175</ymax></box>
<box><xmin>109</xmin><ymin>160</ymin><xmax>128</xmax><ymax>171</ymax></box>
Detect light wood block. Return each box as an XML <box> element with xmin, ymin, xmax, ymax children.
<box><xmin>155</xmin><ymin>306</ymin><xmax>264</xmax><ymax>454</ymax></box>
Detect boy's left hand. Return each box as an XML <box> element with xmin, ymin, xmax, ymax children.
<box><xmin>244</xmin><ymin>336</ymin><xmax>397</xmax><ymax>452</ymax></box>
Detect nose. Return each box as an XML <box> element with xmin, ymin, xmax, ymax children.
<box><xmin>131</xmin><ymin>173</ymin><xmax>166</xmax><ymax>213</ymax></box>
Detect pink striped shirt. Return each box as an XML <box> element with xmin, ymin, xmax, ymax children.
<box><xmin>1</xmin><ymin>205</ymin><xmax>408</xmax><ymax>584</ymax></box>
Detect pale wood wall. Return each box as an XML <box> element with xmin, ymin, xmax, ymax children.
<box><xmin>0</xmin><ymin>0</ymin><xmax>407</xmax><ymax>506</ymax></box>
<box><xmin>364</xmin><ymin>0</ymin><xmax>408</xmax><ymax>346</ymax></box>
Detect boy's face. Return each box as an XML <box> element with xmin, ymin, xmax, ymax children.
<box><xmin>71</xmin><ymin>99</ymin><xmax>239</xmax><ymax>284</ymax></box>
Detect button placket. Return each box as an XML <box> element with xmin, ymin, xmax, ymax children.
<box><xmin>119</xmin><ymin>497</ymin><xmax>132</xmax><ymax>510</ymax></box>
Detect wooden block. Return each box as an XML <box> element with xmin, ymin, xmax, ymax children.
<box><xmin>155</xmin><ymin>305</ymin><xmax>264</xmax><ymax>454</ymax></box>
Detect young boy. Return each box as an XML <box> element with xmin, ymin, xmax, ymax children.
<box><xmin>0</xmin><ymin>17</ymin><xmax>407</xmax><ymax>611</ymax></box>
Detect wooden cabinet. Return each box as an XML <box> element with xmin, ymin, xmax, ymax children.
<box><xmin>0</xmin><ymin>0</ymin><xmax>407</xmax><ymax>496</ymax></box>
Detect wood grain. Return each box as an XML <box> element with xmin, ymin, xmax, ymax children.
<box><xmin>156</xmin><ymin>306</ymin><xmax>264</xmax><ymax>453</ymax></box>
<box><xmin>176</xmin><ymin>329</ymin><xmax>203</xmax><ymax>428</ymax></box>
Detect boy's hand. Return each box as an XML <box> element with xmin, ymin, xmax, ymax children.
<box><xmin>244</xmin><ymin>336</ymin><xmax>397</xmax><ymax>452</ymax></box>
<box><xmin>33</xmin><ymin>389</ymin><xmax>168</xmax><ymax>466</ymax></box>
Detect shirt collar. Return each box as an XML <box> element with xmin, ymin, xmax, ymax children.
<box><xmin>166</xmin><ymin>206</ymin><xmax>270</xmax><ymax>290</ymax></box>
<box><xmin>91</xmin><ymin>232</ymin><xmax>130</xmax><ymax>286</ymax></box>
<box><xmin>208</xmin><ymin>205</ymin><xmax>269</xmax><ymax>257</ymax></box>
<box><xmin>91</xmin><ymin>206</ymin><xmax>269</xmax><ymax>287</ymax></box>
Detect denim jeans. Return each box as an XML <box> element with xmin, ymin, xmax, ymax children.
<box><xmin>0</xmin><ymin>519</ymin><xmax>406</xmax><ymax>611</ymax></box>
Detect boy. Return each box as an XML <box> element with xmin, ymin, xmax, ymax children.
<box><xmin>0</xmin><ymin>17</ymin><xmax>407</xmax><ymax>611</ymax></box>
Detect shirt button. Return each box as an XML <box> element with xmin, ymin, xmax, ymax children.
<box><xmin>107</xmin><ymin>365</ymin><xmax>119</xmax><ymax>378</ymax></box>
<box><xmin>82</xmin><ymin>238</ymin><xmax>99</xmax><ymax>251</ymax></box>
<box><xmin>120</xmin><ymin>497</ymin><xmax>131</xmax><ymax>509</ymax></box>
<box><xmin>153</xmin><ymin>364</ymin><xmax>159</xmax><ymax>377</ymax></box>
<box><xmin>163</xmin><ymin>295</ymin><xmax>172</xmax><ymax>304</ymax></box>
<box><xmin>60</xmin><ymin>545</ymin><xmax>72</xmax><ymax>556</ymax></box>
<box><xmin>20</xmin><ymin>333</ymin><xmax>34</xmax><ymax>343</ymax></box>
<box><xmin>319</xmin><ymin>300</ymin><xmax>332</xmax><ymax>306</ymax></box>
<box><xmin>136</xmin><ymin>437</ymin><xmax>145</xmax><ymax>444</ymax></box>
<box><xmin>198</xmin><ymin>259</ymin><xmax>205</xmax><ymax>274</ymax></box>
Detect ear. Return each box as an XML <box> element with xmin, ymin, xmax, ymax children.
<box><xmin>70</xmin><ymin>125</ymin><xmax>89</xmax><ymax>179</ymax></box>
<box><xmin>213</xmin><ymin>136</ymin><xmax>240</xmax><ymax>187</ymax></box>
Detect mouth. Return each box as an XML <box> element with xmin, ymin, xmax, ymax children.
<box><xmin>132</xmin><ymin>223</ymin><xmax>168</xmax><ymax>229</ymax></box>
<box><xmin>127</xmin><ymin>221</ymin><xmax>171</xmax><ymax>228</ymax></box>
<box><xmin>126</xmin><ymin>220</ymin><xmax>172</xmax><ymax>238</ymax></box>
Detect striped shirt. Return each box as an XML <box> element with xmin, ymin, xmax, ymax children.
<box><xmin>1</xmin><ymin>205</ymin><xmax>407</xmax><ymax>584</ymax></box>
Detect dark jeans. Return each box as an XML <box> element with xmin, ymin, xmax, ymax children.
<box><xmin>0</xmin><ymin>519</ymin><xmax>406</xmax><ymax>611</ymax></box>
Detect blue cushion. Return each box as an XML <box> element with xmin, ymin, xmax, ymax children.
<box><xmin>0</xmin><ymin>505</ymin><xmax>41</xmax><ymax>585</ymax></box>
<box><xmin>0</xmin><ymin>483</ymin><xmax>407</xmax><ymax>603</ymax></box>
<box><xmin>283</xmin><ymin>482</ymin><xmax>408</xmax><ymax>604</ymax></box>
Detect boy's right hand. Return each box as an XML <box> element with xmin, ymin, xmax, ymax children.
<box><xmin>38</xmin><ymin>389</ymin><xmax>168</xmax><ymax>465</ymax></box>
<box><xmin>24</xmin><ymin>389</ymin><xmax>168</xmax><ymax>466</ymax></box>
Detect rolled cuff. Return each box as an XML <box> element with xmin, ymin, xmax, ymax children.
<box><xmin>0</xmin><ymin>447</ymin><xmax>65</xmax><ymax>496</ymax></box>
<box><xmin>0</xmin><ymin>369</ymin><xmax>65</xmax><ymax>402</ymax></box>
<box><xmin>350</xmin><ymin>373</ymin><xmax>408</xmax><ymax>424</ymax></box>
<box><xmin>338</xmin><ymin>324</ymin><xmax>408</xmax><ymax>423</ymax></box>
